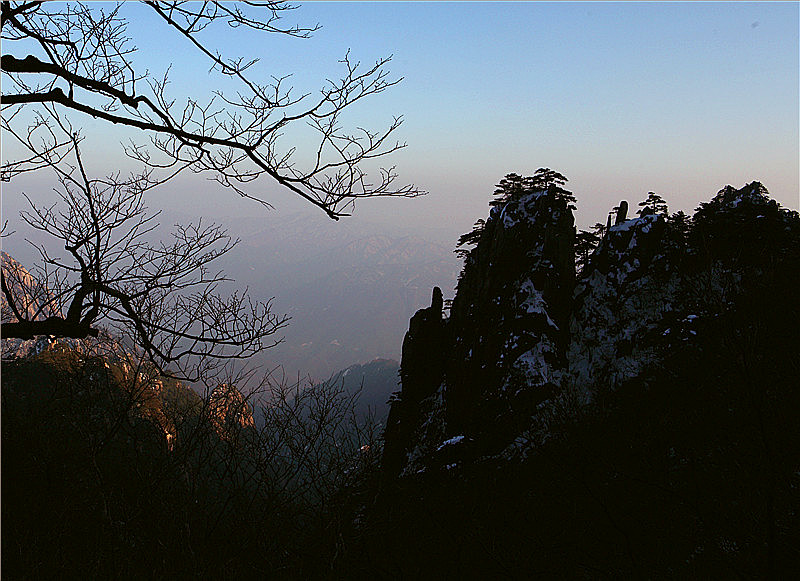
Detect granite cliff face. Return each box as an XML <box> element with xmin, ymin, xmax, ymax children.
<box><xmin>1</xmin><ymin>251</ymin><xmax>61</xmax><ymax>321</ymax></box>
<box><xmin>2</xmin><ymin>251</ymin><xmax>68</xmax><ymax>359</ymax></box>
<box><xmin>383</xmin><ymin>177</ymin><xmax>577</xmax><ymax>474</ymax></box>
<box><xmin>208</xmin><ymin>383</ymin><xmax>256</xmax><ymax>440</ymax></box>
<box><xmin>383</xmin><ymin>178</ymin><xmax>800</xmax><ymax>476</ymax></box>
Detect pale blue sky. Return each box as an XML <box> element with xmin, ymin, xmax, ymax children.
<box><xmin>3</xmin><ymin>1</ymin><xmax>798</xmax><ymax>237</ymax></box>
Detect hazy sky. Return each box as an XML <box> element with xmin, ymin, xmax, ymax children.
<box><xmin>3</xmin><ymin>1</ymin><xmax>798</xmax><ymax>240</ymax></box>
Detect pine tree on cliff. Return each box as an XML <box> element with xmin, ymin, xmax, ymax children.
<box><xmin>531</xmin><ymin>167</ymin><xmax>568</xmax><ymax>189</ymax></box>
<box><xmin>637</xmin><ymin>191</ymin><xmax>669</xmax><ymax>216</ymax></box>
<box><xmin>490</xmin><ymin>169</ymin><xmax>576</xmax><ymax>210</ymax></box>
<box><xmin>455</xmin><ymin>219</ymin><xmax>486</xmax><ymax>259</ymax></box>
<box><xmin>575</xmin><ymin>229</ymin><xmax>601</xmax><ymax>273</ymax></box>
<box><xmin>531</xmin><ymin>168</ymin><xmax>576</xmax><ymax>209</ymax></box>
<box><xmin>490</xmin><ymin>173</ymin><xmax>529</xmax><ymax>208</ymax></box>
<box><xmin>669</xmin><ymin>210</ymin><xmax>691</xmax><ymax>238</ymax></box>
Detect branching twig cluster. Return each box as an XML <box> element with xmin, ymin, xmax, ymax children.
<box><xmin>2</xmin><ymin>1</ymin><xmax>423</xmax><ymax>218</ymax></box>
<box><xmin>1</xmin><ymin>113</ymin><xmax>287</xmax><ymax>379</ymax></box>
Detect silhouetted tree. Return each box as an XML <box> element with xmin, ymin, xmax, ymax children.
<box><xmin>637</xmin><ymin>192</ymin><xmax>668</xmax><ymax>216</ymax></box>
<box><xmin>607</xmin><ymin>206</ymin><xmax>620</xmax><ymax>230</ymax></box>
<box><xmin>665</xmin><ymin>210</ymin><xmax>691</xmax><ymax>251</ymax></box>
<box><xmin>0</xmin><ymin>122</ymin><xmax>287</xmax><ymax>380</ymax></box>
<box><xmin>490</xmin><ymin>173</ymin><xmax>528</xmax><ymax>208</ymax></box>
<box><xmin>455</xmin><ymin>219</ymin><xmax>485</xmax><ymax>259</ymax></box>
<box><xmin>490</xmin><ymin>169</ymin><xmax>575</xmax><ymax>209</ymax></box>
<box><xmin>575</xmin><ymin>228</ymin><xmax>601</xmax><ymax>273</ymax></box>
<box><xmin>1</xmin><ymin>1</ymin><xmax>421</xmax><ymax>218</ymax></box>
<box><xmin>531</xmin><ymin>167</ymin><xmax>576</xmax><ymax>208</ymax></box>
<box><xmin>591</xmin><ymin>222</ymin><xmax>606</xmax><ymax>239</ymax></box>
<box><xmin>530</xmin><ymin>167</ymin><xmax>568</xmax><ymax>189</ymax></box>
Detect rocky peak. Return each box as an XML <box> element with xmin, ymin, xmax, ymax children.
<box><xmin>568</xmin><ymin>206</ymin><xmax>672</xmax><ymax>406</ymax></box>
<box><xmin>615</xmin><ymin>200</ymin><xmax>629</xmax><ymax>225</ymax></box>
<box><xmin>445</xmin><ymin>184</ymin><xmax>575</xmax><ymax>448</ymax></box>
<box><xmin>384</xmin><ymin>177</ymin><xmax>799</xmax><ymax>478</ymax></box>
<box><xmin>709</xmin><ymin>181</ymin><xmax>771</xmax><ymax>211</ymax></box>
<box><xmin>383</xmin><ymin>176</ymin><xmax>577</xmax><ymax>474</ymax></box>
<box><xmin>691</xmin><ymin>181</ymin><xmax>799</xmax><ymax>266</ymax></box>
<box><xmin>584</xmin><ymin>210</ymin><xmax>667</xmax><ymax>286</ymax></box>
<box><xmin>382</xmin><ymin>286</ymin><xmax>447</xmax><ymax>478</ymax></box>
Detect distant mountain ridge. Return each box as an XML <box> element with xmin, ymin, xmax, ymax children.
<box><xmin>320</xmin><ymin>358</ymin><xmax>399</xmax><ymax>422</ymax></box>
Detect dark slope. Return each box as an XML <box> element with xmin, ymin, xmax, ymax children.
<box><xmin>368</xmin><ymin>180</ymin><xmax>800</xmax><ymax>577</ymax></box>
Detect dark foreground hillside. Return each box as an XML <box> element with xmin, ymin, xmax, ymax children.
<box><xmin>1</xmin><ymin>347</ymin><xmax>379</xmax><ymax>579</ymax></box>
<box><xmin>352</xmin><ymin>320</ymin><xmax>800</xmax><ymax>577</ymax></box>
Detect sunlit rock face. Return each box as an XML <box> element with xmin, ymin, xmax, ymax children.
<box><xmin>0</xmin><ymin>251</ymin><xmax>61</xmax><ymax>322</ymax></box>
<box><xmin>1</xmin><ymin>253</ymin><xmax>229</xmax><ymax>452</ymax></box>
<box><xmin>1</xmin><ymin>252</ymin><xmax>139</xmax><ymax>364</ymax></box>
<box><xmin>207</xmin><ymin>383</ymin><xmax>256</xmax><ymax>440</ymax></box>
<box><xmin>1</xmin><ymin>251</ymin><xmax>66</xmax><ymax>359</ymax></box>
<box><xmin>383</xmin><ymin>180</ymin><xmax>800</xmax><ymax>477</ymax></box>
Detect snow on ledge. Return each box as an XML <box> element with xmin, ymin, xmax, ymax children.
<box><xmin>609</xmin><ymin>213</ymin><xmax>659</xmax><ymax>234</ymax></box>
<box><xmin>436</xmin><ymin>435</ymin><xmax>466</xmax><ymax>451</ymax></box>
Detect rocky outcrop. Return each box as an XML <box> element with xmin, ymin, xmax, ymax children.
<box><xmin>1</xmin><ymin>252</ymin><xmax>125</xmax><ymax>361</ymax></box>
<box><xmin>207</xmin><ymin>383</ymin><xmax>256</xmax><ymax>441</ymax></box>
<box><xmin>383</xmin><ymin>180</ymin><xmax>577</xmax><ymax>474</ymax></box>
<box><xmin>568</xmin><ymin>210</ymin><xmax>671</xmax><ymax>397</ymax></box>
<box><xmin>2</xmin><ymin>251</ymin><xmax>68</xmax><ymax>359</ymax></box>
<box><xmin>384</xmin><ymin>178</ymin><xmax>800</xmax><ymax>476</ymax></box>
<box><xmin>444</xmin><ymin>185</ymin><xmax>575</xmax><ymax>454</ymax></box>
<box><xmin>382</xmin><ymin>287</ymin><xmax>447</xmax><ymax>477</ymax></box>
<box><xmin>1</xmin><ymin>251</ymin><xmax>61</xmax><ymax>322</ymax></box>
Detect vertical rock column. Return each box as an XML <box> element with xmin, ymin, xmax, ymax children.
<box><xmin>382</xmin><ymin>287</ymin><xmax>447</xmax><ymax>478</ymax></box>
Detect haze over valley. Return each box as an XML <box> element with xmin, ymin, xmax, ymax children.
<box><xmin>192</xmin><ymin>211</ymin><xmax>460</xmax><ymax>380</ymax></box>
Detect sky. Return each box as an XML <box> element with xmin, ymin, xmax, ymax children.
<box><xmin>3</xmin><ymin>1</ymin><xmax>799</xmax><ymax>240</ymax></box>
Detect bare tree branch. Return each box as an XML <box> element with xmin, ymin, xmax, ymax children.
<box><xmin>2</xmin><ymin>120</ymin><xmax>288</xmax><ymax>379</ymax></box>
<box><xmin>1</xmin><ymin>1</ymin><xmax>422</xmax><ymax>373</ymax></box>
<box><xmin>2</xmin><ymin>1</ymin><xmax>424</xmax><ymax>218</ymax></box>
